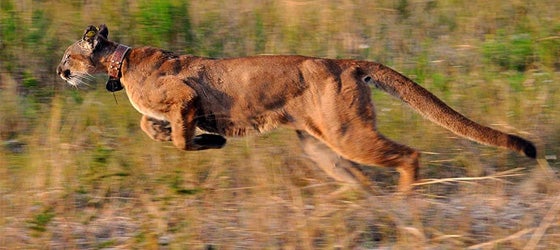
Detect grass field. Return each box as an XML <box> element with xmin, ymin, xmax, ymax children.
<box><xmin>1</xmin><ymin>0</ymin><xmax>560</xmax><ymax>249</ymax></box>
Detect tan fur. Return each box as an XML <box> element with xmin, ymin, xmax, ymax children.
<box><xmin>57</xmin><ymin>25</ymin><xmax>536</xmax><ymax>193</ymax></box>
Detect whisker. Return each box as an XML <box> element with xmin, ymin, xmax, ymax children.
<box><xmin>75</xmin><ymin>75</ymin><xmax>91</xmax><ymax>82</ymax></box>
<box><xmin>79</xmin><ymin>81</ymin><xmax>92</xmax><ymax>88</ymax></box>
<box><xmin>66</xmin><ymin>78</ymin><xmax>84</xmax><ymax>88</ymax></box>
<box><xmin>78</xmin><ymin>76</ymin><xmax>94</xmax><ymax>82</ymax></box>
<box><xmin>66</xmin><ymin>79</ymin><xmax>79</xmax><ymax>88</ymax></box>
<box><xmin>74</xmin><ymin>74</ymin><xmax>95</xmax><ymax>87</ymax></box>
<box><xmin>83</xmin><ymin>73</ymin><xmax>96</xmax><ymax>80</ymax></box>
<box><xmin>71</xmin><ymin>78</ymin><xmax>84</xmax><ymax>86</ymax></box>
<box><xmin>63</xmin><ymin>71</ymin><xmax>98</xmax><ymax>89</ymax></box>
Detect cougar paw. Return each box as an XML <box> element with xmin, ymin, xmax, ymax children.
<box><xmin>193</xmin><ymin>134</ymin><xmax>227</xmax><ymax>149</ymax></box>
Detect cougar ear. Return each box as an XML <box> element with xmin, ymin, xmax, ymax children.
<box><xmin>98</xmin><ymin>24</ymin><xmax>109</xmax><ymax>39</ymax></box>
<box><xmin>81</xmin><ymin>25</ymin><xmax>106</xmax><ymax>51</ymax></box>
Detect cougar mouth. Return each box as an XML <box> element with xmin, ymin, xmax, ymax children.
<box><xmin>57</xmin><ymin>67</ymin><xmax>94</xmax><ymax>87</ymax></box>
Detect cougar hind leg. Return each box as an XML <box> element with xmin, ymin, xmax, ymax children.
<box><xmin>317</xmin><ymin>127</ymin><xmax>420</xmax><ymax>193</ymax></box>
<box><xmin>297</xmin><ymin>130</ymin><xmax>359</xmax><ymax>185</ymax></box>
<box><xmin>349</xmin><ymin>132</ymin><xmax>418</xmax><ymax>193</ymax></box>
<box><xmin>296</xmin><ymin>130</ymin><xmax>383</xmax><ymax>195</ymax></box>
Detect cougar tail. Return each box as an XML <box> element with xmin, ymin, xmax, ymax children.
<box><xmin>364</xmin><ymin>63</ymin><xmax>536</xmax><ymax>159</ymax></box>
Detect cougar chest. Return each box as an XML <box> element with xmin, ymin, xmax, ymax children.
<box><xmin>126</xmin><ymin>90</ymin><xmax>168</xmax><ymax>121</ymax></box>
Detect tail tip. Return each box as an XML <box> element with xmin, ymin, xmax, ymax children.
<box><xmin>510</xmin><ymin>135</ymin><xmax>537</xmax><ymax>159</ymax></box>
<box><xmin>523</xmin><ymin>142</ymin><xmax>537</xmax><ymax>159</ymax></box>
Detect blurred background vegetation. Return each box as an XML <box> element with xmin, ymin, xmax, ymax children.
<box><xmin>1</xmin><ymin>0</ymin><xmax>559</xmax><ymax>249</ymax></box>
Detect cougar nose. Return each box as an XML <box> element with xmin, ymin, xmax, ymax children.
<box><xmin>57</xmin><ymin>66</ymin><xmax>71</xmax><ymax>79</ymax></box>
<box><xmin>63</xmin><ymin>69</ymin><xmax>71</xmax><ymax>78</ymax></box>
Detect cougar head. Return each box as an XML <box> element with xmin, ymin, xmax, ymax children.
<box><xmin>56</xmin><ymin>24</ymin><xmax>112</xmax><ymax>86</ymax></box>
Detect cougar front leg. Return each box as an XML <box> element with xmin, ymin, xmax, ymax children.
<box><xmin>168</xmin><ymin>101</ymin><xmax>226</xmax><ymax>151</ymax></box>
<box><xmin>140</xmin><ymin>115</ymin><xmax>172</xmax><ymax>142</ymax></box>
